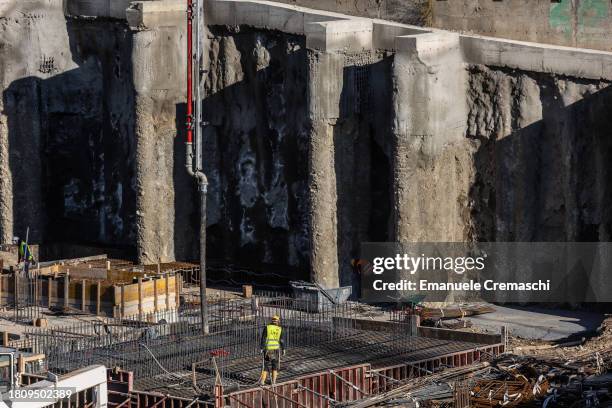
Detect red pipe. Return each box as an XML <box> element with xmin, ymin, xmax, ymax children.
<box><xmin>186</xmin><ymin>0</ymin><xmax>193</xmax><ymax>144</ymax></box>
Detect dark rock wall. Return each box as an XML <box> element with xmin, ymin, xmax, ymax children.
<box><xmin>334</xmin><ymin>53</ymin><xmax>394</xmax><ymax>289</ymax></box>
<box><xmin>0</xmin><ymin>0</ymin><xmax>136</xmax><ymax>254</ymax></box>
<box><xmin>467</xmin><ymin>66</ymin><xmax>612</xmax><ymax>242</ymax></box>
<box><xmin>203</xmin><ymin>27</ymin><xmax>311</xmax><ymax>278</ymax></box>
<box><xmin>43</xmin><ymin>20</ymin><xmax>136</xmax><ymax>247</ymax></box>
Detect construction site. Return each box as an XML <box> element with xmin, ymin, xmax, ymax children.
<box><xmin>0</xmin><ymin>0</ymin><xmax>611</xmax><ymax>406</ymax></box>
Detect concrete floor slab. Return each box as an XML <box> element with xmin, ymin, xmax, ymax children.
<box><xmin>467</xmin><ymin>305</ymin><xmax>605</xmax><ymax>341</ymax></box>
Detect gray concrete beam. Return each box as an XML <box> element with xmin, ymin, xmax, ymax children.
<box><xmin>461</xmin><ymin>34</ymin><xmax>612</xmax><ymax>82</ymax></box>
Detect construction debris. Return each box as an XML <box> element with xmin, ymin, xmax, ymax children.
<box><xmin>419</xmin><ymin>304</ymin><xmax>495</xmax><ymax>323</ymax></box>
<box><xmin>470</xmin><ymin>375</ymin><xmax>548</xmax><ymax>407</ymax></box>
<box><xmin>336</xmin><ymin>317</ymin><xmax>612</xmax><ymax>408</ymax></box>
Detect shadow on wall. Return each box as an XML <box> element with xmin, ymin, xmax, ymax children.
<box><xmin>335</xmin><ymin>58</ymin><xmax>394</xmax><ymax>292</ymax></box>
<box><xmin>174</xmin><ymin>27</ymin><xmax>394</xmax><ymax>290</ymax></box>
<box><xmin>468</xmin><ymin>68</ymin><xmax>612</xmax><ymax>243</ymax></box>
<box><xmin>174</xmin><ymin>27</ymin><xmax>311</xmax><ymax>286</ymax></box>
<box><xmin>2</xmin><ymin>17</ymin><xmax>137</xmax><ymax>260</ymax></box>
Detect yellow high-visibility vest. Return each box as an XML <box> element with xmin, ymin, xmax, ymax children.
<box><xmin>19</xmin><ymin>242</ymin><xmax>33</xmax><ymax>261</ymax></box>
<box><xmin>265</xmin><ymin>324</ymin><xmax>282</xmax><ymax>350</ymax></box>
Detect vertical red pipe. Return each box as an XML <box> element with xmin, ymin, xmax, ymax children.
<box><xmin>186</xmin><ymin>0</ymin><xmax>194</xmax><ymax>144</ymax></box>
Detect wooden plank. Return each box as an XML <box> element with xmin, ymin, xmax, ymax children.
<box><xmin>165</xmin><ymin>274</ymin><xmax>170</xmax><ymax>310</ymax></box>
<box><xmin>81</xmin><ymin>279</ymin><xmax>87</xmax><ymax>312</ymax></box>
<box><xmin>48</xmin><ymin>279</ymin><xmax>53</xmax><ymax>308</ymax></box>
<box><xmin>37</xmin><ymin>254</ymin><xmax>108</xmax><ymax>269</ymax></box>
<box><xmin>121</xmin><ymin>285</ymin><xmax>125</xmax><ymax>318</ymax></box>
<box><xmin>154</xmin><ymin>278</ymin><xmax>158</xmax><ymax>312</ymax></box>
<box><xmin>96</xmin><ymin>281</ymin><xmax>102</xmax><ymax>316</ymax></box>
<box><xmin>138</xmin><ymin>278</ymin><xmax>143</xmax><ymax>320</ymax></box>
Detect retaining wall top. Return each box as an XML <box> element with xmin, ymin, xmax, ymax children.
<box><xmin>113</xmin><ymin>0</ymin><xmax>612</xmax><ymax>80</ymax></box>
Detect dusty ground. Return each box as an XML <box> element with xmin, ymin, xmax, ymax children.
<box><xmin>509</xmin><ymin>315</ymin><xmax>612</xmax><ymax>359</ymax></box>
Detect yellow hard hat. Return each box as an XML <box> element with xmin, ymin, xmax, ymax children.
<box><xmin>271</xmin><ymin>315</ymin><xmax>280</xmax><ymax>323</ymax></box>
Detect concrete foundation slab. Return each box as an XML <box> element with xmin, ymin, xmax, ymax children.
<box><xmin>467</xmin><ymin>305</ymin><xmax>606</xmax><ymax>341</ymax></box>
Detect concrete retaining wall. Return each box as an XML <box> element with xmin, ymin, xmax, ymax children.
<box><xmin>433</xmin><ymin>0</ymin><xmax>612</xmax><ymax>52</ymax></box>
<box><xmin>269</xmin><ymin>0</ymin><xmax>429</xmax><ymax>25</ymax></box>
<box><xmin>2</xmin><ymin>0</ymin><xmax>612</xmax><ymax>293</ymax></box>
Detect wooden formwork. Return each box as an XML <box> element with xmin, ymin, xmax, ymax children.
<box><xmin>0</xmin><ymin>270</ymin><xmax>180</xmax><ymax>319</ymax></box>
<box><xmin>112</xmin><ymin>273</ymin><xmax>181</xmax><ymax>318</ymax></box>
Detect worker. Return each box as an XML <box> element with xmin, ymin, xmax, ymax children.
<box><xmin>259</xmin><ymin>315</ymin><xmax>285</xmax><ymax>385</ymax></box>
<box><xmin>16</xmin><ymin>237</ymin><xmax>34</xmax><ymax>273</ymax></box>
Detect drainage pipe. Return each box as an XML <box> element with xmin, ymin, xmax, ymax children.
<box><xmin>186</xmin><ymin>0</ymin><xmax>209</xmax><ymax>335</ymax></box>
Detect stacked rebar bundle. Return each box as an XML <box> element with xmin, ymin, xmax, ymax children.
<box><xmin>11</xmin><ymin>269</ymin><xmax>43</xmax><ymax>323</ymax></box>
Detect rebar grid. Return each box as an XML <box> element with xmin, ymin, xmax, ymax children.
<box><xmin>11</xmin><ymin>270</ymin><xmax>43</xmax><ymax>323</ymax></box>
<box><xmin>24</xmin><ymin>293</ymin><xmax>436</xmax><ymax>398</ymax></box>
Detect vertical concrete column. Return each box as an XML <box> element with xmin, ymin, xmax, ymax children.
<box><xmin>306</xmin><ymin>51</ymin><xmax>344</xmax><ymax>288</ymax></box>
<box><xmin>391</xmin><ymin>33</ymin><xmax>471</xmax><ymax>243</ymax></box>
<box><xmin>129</xmin><ymin>4</ymin><xmax>189</xmax><ymax>264</ymax></box>
<box><xmin>0</xmin><ymin>107</ymin><xmax>13</xmax><ymax>244</ymax></box>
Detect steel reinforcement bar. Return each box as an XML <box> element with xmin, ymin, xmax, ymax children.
<box><xmin>220</xmin><ymin>343</ymin><xmax>505</xmax><ymax>408</ymax></box>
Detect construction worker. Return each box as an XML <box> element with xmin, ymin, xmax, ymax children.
<box><xmin>259</xmin><ymin>315</ymin><xmax>285</xmax><ymax>385</ymax></box>
<box><xmin>16</xmin><ymin>237</ymin><xmax>34</xmax><ymax>273</ymax></box>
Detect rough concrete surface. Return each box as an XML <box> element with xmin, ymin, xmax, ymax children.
<box><xmin>466</xmin><ymin>66</ymin><xmax>612</xmax><ymax>242</ymax></box>
<box><xmin>132</xmin><ymin>24</ymin><xmax>190</xmax><ymax>264</ymax></box>
<box><xmin>433</xmin><ymin>0</ymin><xmax>612</xmax><ymax>52</ymax></box>
<box><xmin>467</xmin><ymin>305</ymin><xmax>605</xmax><ymax>341</ymax></box>
<box><xmin>202</xmin><ymin>27</ymin><xmax>310</xmax><ymax>277</ymax></box>
<box><xmin>272</xmin><ymin>0</ymin><xmax>429</xmax><ymax>25</ymax></box>
<box><xmin>0</xmin><ymin>0</ymin><xmax>136</xmax><ymax>249</ymax></box>
<box><xmin>391</xmin><ymin>34</ymin><xmax>475</xmax><ymax>246</ymax></box>
<box><xmin>2</xmin><ymin>0</ymin><xmax>612</xmax><ymax>293</ymax></box>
